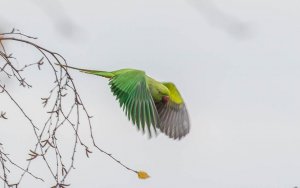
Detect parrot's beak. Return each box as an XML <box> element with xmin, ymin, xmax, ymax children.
<box><xmin>162</xmin><ymin>96</ymin><xmax>170</xmax><ymax>104</ymax></box>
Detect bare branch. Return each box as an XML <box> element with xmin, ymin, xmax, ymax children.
<box><xmin>0</xmin><ymin>30</ymin><xmax>139</xmax><ymax>187</ymax></box>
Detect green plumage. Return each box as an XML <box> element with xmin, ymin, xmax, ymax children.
<box><xmin>58</xmin><ymin>64</ymin><xmax>190</xmax><ymax>139</ymax></box>
<box><xmin>109</xmin><ymin>70</ymin><xmax>159</xmax><ymax>136</ymax></box>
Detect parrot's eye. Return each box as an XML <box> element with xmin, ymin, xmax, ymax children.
<box><xmin>162</xmin><ymin>96</ymin><xmax>169</xmax><ymax>104</ymax></box>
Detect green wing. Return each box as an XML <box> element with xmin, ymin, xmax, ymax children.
<box><xmin>155</xmin><ymin>82</ymin><xmax>190</xmax><ymax>140</ymax></box>
<box><xmin>109</xmin><ymin>70</ymin><xmax>159</xmax><ymax>137</ymax></box>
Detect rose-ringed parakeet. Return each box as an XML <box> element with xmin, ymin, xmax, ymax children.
<box><xmin>60</xmin><ymin>65</ymin><xmax>190</xmax><ymax>140</ymax></box>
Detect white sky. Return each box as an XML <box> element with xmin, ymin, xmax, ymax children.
<box><xmin>1</xmin><ymin>0</ymin><xmax>300</xmax><ymax>187</ymax></box>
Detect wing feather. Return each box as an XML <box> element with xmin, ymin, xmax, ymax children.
<box><xmin>109</xmin><ymin>70</ymin><xmax>158</xmax><ymax>136</ymax></box>
<box><xmin>155</xmin><ymin>82</ymin><xmax>190</xmax><ymax>139</ymax></box>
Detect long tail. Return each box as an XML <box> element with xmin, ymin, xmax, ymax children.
<box><xmin>56</xmin><ymin>63</ymin><xmax>114</xmax><ymax>78</ymax></box>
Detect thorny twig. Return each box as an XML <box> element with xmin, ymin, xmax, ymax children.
<box><xmin>0</xmin><ymin>29</ymin><xmax>138</xmax><ymax>187</ymax></box>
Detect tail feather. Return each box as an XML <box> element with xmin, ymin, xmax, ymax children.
<box><xmin>56</xmin><ymin>63</ymin><xmax>114</xmax><ymax>78</ymax></box>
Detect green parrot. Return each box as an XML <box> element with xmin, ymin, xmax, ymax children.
<box><xmin>60</xmin><ymin>65</ymin><xmax>190</xmax><ymax>140</ymax></box>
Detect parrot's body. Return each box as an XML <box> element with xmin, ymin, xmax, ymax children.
<box><xmin>61</xmin><ymin>65</ymin><xmax>190</xmax><ymax>139</ymax></box>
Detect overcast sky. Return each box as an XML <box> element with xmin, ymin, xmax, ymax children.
<box><xmin>1</xmin><ymin>0</ymin><xmax>300</xmax><ymax>187</ymax></box>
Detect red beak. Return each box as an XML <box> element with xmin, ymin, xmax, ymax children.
<box><xmin>162</xmin><ymin>96</ymin><xmax>169</xmax><ymax>104</ymax></box>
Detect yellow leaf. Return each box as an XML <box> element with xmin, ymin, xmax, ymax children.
<box><xmin>137</xmin><ymin>171</ymin><xmax>150</xmax><ymax>179</ymax></box>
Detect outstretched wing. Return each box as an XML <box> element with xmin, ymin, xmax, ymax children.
<box><xmin>155</xmin><ymin>82</ymin><xmax>190</xmax><ymax>139</ymax></box>
<box><xmin>109</xmin><ymin>70</ymin><xmax>159</xmax><ymax>137</ymax></box>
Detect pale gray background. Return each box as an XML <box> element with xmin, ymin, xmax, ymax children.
<box><xmin>0</xmin><ymin>0</ymin><xmax>300</xmax><ymax>187</ymax></box>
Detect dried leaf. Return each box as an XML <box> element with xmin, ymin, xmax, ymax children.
<box><xmin>137</xmin><ymin>171</ymin><xmax>150</xmax><ymax>179</ymax></box>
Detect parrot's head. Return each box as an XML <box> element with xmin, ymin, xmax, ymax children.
<box><xmin>147</xmin><ymin>77</ymin><xmax>170</xmax><ymax>102</ymax></box>
<box><xmin>156</xmin><ymin>84</ymin><xmax>170</xmax><ymax>103</ymax></box>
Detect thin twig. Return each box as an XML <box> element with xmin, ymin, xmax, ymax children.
<box><xmin>0</xmin><ymin>30</ymin><xmax>138</xmax><ymax>187</ymax></box>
